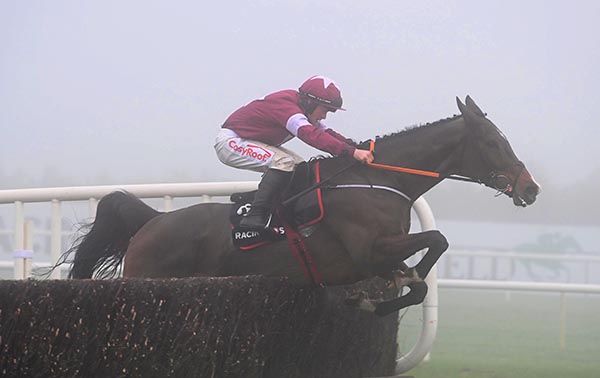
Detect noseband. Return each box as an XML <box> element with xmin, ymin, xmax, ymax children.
<box><xmin>490</xmin><ymin>160</ymin><xmax>525</xmax><ymax>197</ymax></box>
<box><xmin>443</xmin><ymin>161</ymin><xmax>526</xmax><ymax>201</ymax></box>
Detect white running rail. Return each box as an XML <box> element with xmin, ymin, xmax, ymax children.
<box><xmin>0</xmin><ymin>182</ymin><xmax>258</xmax><ymax>279</ymax></box>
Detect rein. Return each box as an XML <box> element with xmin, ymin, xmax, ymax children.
<box><xmin>282</xmin><ymin>138</ymin><xmax>524</xmax><ymax>207</ymax></box>
<box><xmin>366</xmin><ymin>139</ymin><xmax>526</xmax><ymax>199</ymax></box>
<box><xmin>281</xmin><ymin>160</ymin><xmax>360</xmax><ymax>207</ymax></box>
<box><xmin>365</xmin><ymin>140</ymin><xmax>481</xmax><ymax>184</ymax></box>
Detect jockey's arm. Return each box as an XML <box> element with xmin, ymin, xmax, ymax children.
<box><xmin>324</xmin><ymin>128</ymin><xmax>358</xmax><ymax>147</ymax></box>
<box><xmin>297</xmin><ymin>123</ymin><xmax>355</xmax><ymax>156</ymax></box>
<box><xmin>296</xmin><ymin>124</ymin><xmax>373</xmax><ymax>163</ymax></box>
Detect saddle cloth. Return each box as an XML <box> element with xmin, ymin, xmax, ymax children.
<box><xmin>229</xmin><ymin>161</ymin><xmax>325</xmax><ymax>250</ymax></box>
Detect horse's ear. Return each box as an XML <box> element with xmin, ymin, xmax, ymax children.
<box><xmin>465</xmin><ymin>95</ymin><xmax>485</xmax><ymax>117</ymax></box>
<box><xmin>457</xmin><ymin>96</ymin><xmax>477</xmax><ymax>126</ymax></box>
<box><xmin>456</xmin><ymin>96</ymin><xmax>467</xmax><ymax>115</ymax></box>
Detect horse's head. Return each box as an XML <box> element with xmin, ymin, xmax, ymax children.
<box><xmin>456</xmin><ymin>96</ymin><xmax>540</xmax><ymax>207</ymax></box>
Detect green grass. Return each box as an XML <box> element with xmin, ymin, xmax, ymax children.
<box><xmin>396</xmin><ymin>289</ymin><xmax>600</xmax><ymax>378</ymax></box>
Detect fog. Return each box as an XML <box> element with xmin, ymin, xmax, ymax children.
<box><xmin>2</xmin><ymin>7</ymin><xmax>599</xmax><ymax>374</ymax></box>
<box><xmin>1</xmin><ymin>0</ymin><xmax>599</xmax><ymax>228</ymax></box>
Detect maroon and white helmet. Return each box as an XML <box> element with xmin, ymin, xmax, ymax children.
<box><xmin>298</xmin><ymin>75</ymin><xmax>346</xmax><ymax>111</ymax></box>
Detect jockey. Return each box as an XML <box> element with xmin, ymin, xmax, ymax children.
<box><xmin>214</xmin><ymin>75</ymin><xmax>374</xmax><ymax>230</ymax></box>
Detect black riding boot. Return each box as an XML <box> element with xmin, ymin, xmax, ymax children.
<box><xmin>239</xmin><ymin>169</ymin><xmax>292</xmax><ymax>230</ymax></box>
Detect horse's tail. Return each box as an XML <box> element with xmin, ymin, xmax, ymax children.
<box><xmin>66</xmin><ymin>191</ymin><xmax>161</xmax><ymax>279</ymax></box>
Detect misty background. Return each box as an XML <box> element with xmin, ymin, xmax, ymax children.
<box><xmin>1</xmin><ymin>1</ymin><xmax>599</xmax><ymax>260</ymax></box>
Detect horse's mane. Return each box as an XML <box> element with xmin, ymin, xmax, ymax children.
<box><xmin>367</xmin><ymin>114</ymin><xmax>461</xmax><ymax>145</ymax></box>
<box><xmin>313</xmin><ymin>114</ymin><xmax>462</xmax><ymax>162</ymax></box>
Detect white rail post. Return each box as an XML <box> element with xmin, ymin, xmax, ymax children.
<box><xmin>50</xmin><ymin>199</ymin><xmax>62</xmax><ymax>279</ymax></box>
<box><xmin>13</xmin><ymin>201</ymin><xmax>26</xmax><ymax>279</ymax></box>
<box><xmin>13</xmin><ymin>216</ymin><xmax>33</xmax><ymax>279</ymax></box>
<box><xmin>23</xmin><ymin>220</ymin><xmax>34</xmax><ymax>278</ymax></box>
<box><xmin>395</xmin><ymin>197</ymin><xmax>439</xmax><ymax>374</ymax></box>
<box><xmin>163</xmin><ymin>195</ymin><xmax>173</xmax><ymax>212</ymax></box>
<box><xmin>89</xmin><ymin>197</ymin><xmax>98</xmax><ymax>219</ymax></box>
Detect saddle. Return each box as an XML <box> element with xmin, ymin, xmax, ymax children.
<box><xmin>229</xmin><ymin>160</ymin><xmax>325</xmax><ymax>250</ymax></box>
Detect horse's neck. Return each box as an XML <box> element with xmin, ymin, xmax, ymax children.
<box><xmin>372</xmin><ymin>116</ymin><xmax>467</xmax><ymax>200</ymax></box>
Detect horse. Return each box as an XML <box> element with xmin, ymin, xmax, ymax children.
<box><xmin>61</xmin><ymin>96</ymin><xmax>540</xmax><ymax>316</ymax></box>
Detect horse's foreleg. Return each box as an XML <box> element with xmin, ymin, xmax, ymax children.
<box><xmin>389</xmin><ymin>267</ymin><xmax>422</xmax><ymax>288</ymax></box>
<box><xmin>345</xmin><ymin>281</ymin><xmax>428</xmax><ymax>317</ymax></box>
<box><xmin>345</xmin><ymin>231</ymin><xmax>448</xmax><ymax>316</ymax></box>
<box><xmin>377</xmin><ymin>261</ymin><xmax>409</xmax><ymax>284</ymax></box>
<box><xmin>374</xmin><ymin>281</ymin><xmax>428</xmax><ymax>316</ymax></box>
<box><xmin>372</xmin><ymin>230</ymin><xmax>449</xmax><ymax>281</ymax></box>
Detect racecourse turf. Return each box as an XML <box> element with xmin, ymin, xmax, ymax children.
<box><xmin>397</xmin><ymin>288</ymin><xmax>600</xmax><ymax>378</ymax></box>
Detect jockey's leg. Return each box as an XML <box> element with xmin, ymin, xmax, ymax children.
<box><xmin>214</xmin><ymin>134</ymin><xmax>302</xmax><ymax>230</ymax></box>
<box><xmin>239</xmin><ymin>144</ymin><xmax>302</xmax><ymax>230</ymax></box>
<box><xmin>239</xmin><ymin>168</ymin><xmax>292</xmax><ymax>229</ymax></box>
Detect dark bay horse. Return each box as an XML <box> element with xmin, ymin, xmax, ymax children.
<box><xmin>63</xmin><ymin>96</ymin><xmax>540</xmax><ymax>316</ymax></box>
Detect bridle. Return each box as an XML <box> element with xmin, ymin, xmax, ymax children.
<box><xmin>365</xmin><ymin>140</ymin><xmax>526</xmax><ymax>200</ymax></box>
<box><xmin>282</xmin><ymin>140</ymin><xmax>527</xmax><ymax>207</ymax></box>
<box><xmin>490</xmin><ymin>160</ymin><xmax>525</xmax><ymax>199</ymax></box>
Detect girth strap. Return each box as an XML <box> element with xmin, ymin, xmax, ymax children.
<box><xmin>326</xmin><ymin>184</ymin><xmax>411</xmax><ymax>201</ymax></box>
<box><xmin>283</xmin><ymin>223</ymin><xmax>324</xmax><ymax>287</ymax></box>
<box><xmin>275</xmin><ymin>206</ymin><xmax>323</xmax><ymax>287</ymax></box>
